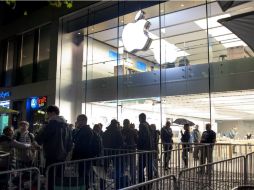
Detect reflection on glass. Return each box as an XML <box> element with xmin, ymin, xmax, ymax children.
<box><xmin>5</xmin><ymin>40</ymin><xmax>14</xmax><ymax>86</ymax></box>
<box><xmin>18</xmin><ymin>31</ymin><xmax>34</xmax><ymax>84</ymax></box>
<box><xmin>59</xmin><ymin>1</ymin><xmax>254</xmax><ymax>140</ymax></box>
<box><xmin>37</xmin><ymin>25</ymin><xmax>50</xmax><ymax>81</ymax></box>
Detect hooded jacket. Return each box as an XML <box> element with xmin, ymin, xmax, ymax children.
<box><xmin>35</xmin><ymin>115</ymin><xmax>73</xmax><ymax>161</ymax></box>
<box><xmin>102</xmin><ymin>124</ymin><xmax>123</xmax><ymax>149</ymax></box>
<box><xmin>122</xmin><ymin>126</ymin><xmax>138</xmax><ymax>150</ymax></box>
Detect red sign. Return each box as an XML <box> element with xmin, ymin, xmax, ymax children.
<box><xmin>38</xmin><ymin>96</ymin><xmax>47</xmax><ymax>108</ymax></box>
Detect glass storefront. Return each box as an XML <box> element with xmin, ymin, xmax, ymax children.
<box><xmin>58</xmin><ymin>1</ymin><xmax>254</xmax><ymax>141</ymax></box>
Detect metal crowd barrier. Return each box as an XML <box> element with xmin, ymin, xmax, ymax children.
<box><xmin>46</xmin><ymin>150</ymin><xmax>156</xmax><ymax>190</ymax></box>
<box><xmin>245</xmin><ymin>152</ymin><xmax>254</xmax><ymax>185</ymax></box>
<box><xmin>120</xmin><ymin>174</ymin><xmax>177</xmax><ymax>190</ymax></box>
<box><xmin>160</xmin><ymin>144</ymin><xmax>212</xmax><ymax>176</ymax></box>
<box><xmin>178</xmin><ymin>155</ymin><xmax>245</xmax><ymax>190</ymax></box>
<box><xmin>0</xmin><ymin>167</ymin><xmax>40</xmax><ymax>190</ymax></box>
<box><xmin>15</xmin><ymin>147</ymin><xmax>45</xmax><ymax>174</ymax></box>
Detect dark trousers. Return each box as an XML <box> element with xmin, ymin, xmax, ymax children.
<box><xmin>138</xmin><ymin>154</ymin><xmax>153</xmax><ymax>189</ymax></box>
<box><xmin>200</xmin><ymin>146</ymin><xmax>213</xmax><ymax>173</ymax></box>
<box><xmin>163</xmin><ymin>144</ymin><xmax>172</xmax><ymax>168</ymax></box>
<box><xmin>46</xmin><ymin>159</ymin><xmax>64</xmax><ymax>190</ymax></box>
<box><xmin>182</xmin><ymin>147</ymin><xmax>189</xmax><ymax>168</ymax></box>
<box><xmin>113</xmin><ymin>157</ymin><xmax>125</xmax><ymax>189</ymax></box>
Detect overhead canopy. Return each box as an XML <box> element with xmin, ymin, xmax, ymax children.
<box><xmin>0</xmin><ymin>106</ymin><xmax>19</xmax><ymax>114</ymax></box>
<box><xmin>217</xmin><ymin>0</ymin><xmax>250</xmax><ymax>12</ymax></box>
<box><xmin>218</xmin><ymin>11</ymin><xmax>254</xmax><ymax>51</ymax></box>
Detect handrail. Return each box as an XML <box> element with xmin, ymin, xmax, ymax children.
<box><xmin>120</xmin><ymin>175</ymin><xmax>177</xmax><ymax>190</ymax></box>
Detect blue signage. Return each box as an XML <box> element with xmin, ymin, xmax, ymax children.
<box><xmin>0</xmin><ymin>91</ymin><xmax>11</xmax><ymax>99</ymax></box>
<box><xmin>31</xmin><ymin>98</ymin><xmax>38</xmax><ymax>109</ymax></box>
<box><xmin>109</xmin><ymin>50</ymin><xmax>118</xmax><ymax>60</ymax></box>
<box><xmin>27</xmin><ymin>96</ymin><xmax>47</xmax><ymax>110</ymax></box>
<box><xmin>136</xmin><ymin>61</ymin><xmax>147</xmax><ymax>71</ymax></box>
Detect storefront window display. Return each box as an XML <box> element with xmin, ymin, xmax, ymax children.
<box><xmin>58</xmin><ymin>1</ymin><xmax>254</xmax><ymax>141</ymax></box>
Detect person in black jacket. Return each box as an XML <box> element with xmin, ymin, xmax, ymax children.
<box><xmin>122</xmin><ymin>119</ymin><xmax>138</xmax><ymax>184</ymax></box>
<box><xmin>161</xmin><ymin>121</ymin><xmax>173</xmax><ymax>170</ymax></box>
<box><xmin>35</xmin><ymin>105</ymin><xmax>72</xmax><ymax>190</ymax></box>
<box><xmin>137</xmin><ymin>113</ymin><xmax>153</xmax><ymax>187</ymax></box>
<box><xmin>102</xmin><ymin>119</ymin><xmax>125</xmax><ymax>189</ymax></box>
<box><xmin>181</xmin><ymin>124</ymin><xmax>190</xmax><ymax>168</ymax></box>
<box><xmin>103</xmin><ymin>119</ymin><xmax>124</xmax><ymax>150</ymax></box>
<box><xmin>72</xmin><ymin>114</ymin><xmax>102</xmax><ymax>190</ymax></box>
<box><xmin>200</xmin><ymin>123</ymin><xmax>216</xmax><ymax>172</ymax></box>
<box><xmin>122</xmin><ymin>119</ymin><xmax>138</xmax><ymax>150</ymax></box>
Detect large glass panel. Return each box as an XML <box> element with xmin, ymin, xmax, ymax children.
<box><xmin>208</xmin><ymin>1</ymin><xmax>254</xmax><ymax>145</ymax></box>
<box><xmin>18</xmin><ymin>31</ymin><xmax>34</xmax><ymax>85</ymax></box>
<box><xmin>84</xmin><ymin>4</ymin><xmax>119</xmax><ymax>129</ymax></box>
<box><xmin>37</xmin><ymin>24</ymin><xmax>50</xmax><ymax>81</ymax></box>
<box><xmin>117</xmin><ymin>4</ymin><xmax>161</xmax><ymax>131</ymax></box>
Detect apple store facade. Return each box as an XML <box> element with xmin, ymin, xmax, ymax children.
<box><xmin>57</xmin><ymin>1</ymin><xmax>254</xmax><ymax>139</ymax></box>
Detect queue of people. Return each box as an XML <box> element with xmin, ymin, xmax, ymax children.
<box><xmin>0</xmin><ymin>104</ymin><xmax>217</xmax><ymax>189</ymax></box>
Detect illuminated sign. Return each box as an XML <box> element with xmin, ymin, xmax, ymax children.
<box><xmin>0</xmin><ymin>100</ymin><xmax>10</xmax><ymax>109</ymax></box>
<box><xmin>30</xmin><ymin>96</ymin><xmax>47</xmax><ymax>110</ymax></box>
<box><xmin>122</xmin><ymin>10</ymin><xmax>151</xmax><ymax>52</ymax></box>
<box><xmin>0</xmin><ymin>91</ymin><xmax>11</xmax><ymax>99</ymax></box>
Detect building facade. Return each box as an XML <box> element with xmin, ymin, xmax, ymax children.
<box><xmin>1</xmin><ymin>1</ymin><xmax>254</xmax><ymax>138</ymax></box>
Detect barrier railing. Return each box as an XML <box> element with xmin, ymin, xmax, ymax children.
<box><xmin>160</xmin><ymin>144</ymin><xmax>212</xmax><ymax>176</ymax></box>
<box><xmin>0</xmin><ymin>167</ymin><xmax>40</xmax><ymax>190</ymax></box>
<box><xmin>46</xmin><ymin>150</ymin><xmax>156</xmax><ymax>190</ymax></box>
<box><xmin>120</xmin><ymin>174</ymin><xmax>177</xmax><ymax>190</ymax></box>
<box><xmin>15</xmin><ymin>147</ymin><xmax>45</xmax><ymax>174</ymax></box>
<box><xmin>178</xmin><ymin>155</ymin><xmax>245</xmax><ymax>190</ymax></box>
<box><xmin>245</xmin><ymin>152</ymin><xmax>254</xmax><ymax>185</ymax></box>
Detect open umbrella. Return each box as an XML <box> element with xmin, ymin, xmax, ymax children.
<box><xmin>0</xmin><ymin>106</ymin><xmax>19</xmax><ymax>114</ymax></box>
<box><xmin>173</xmin><ymin>118</ymin><xmax>195</xmax><ymax>126</ymax></box>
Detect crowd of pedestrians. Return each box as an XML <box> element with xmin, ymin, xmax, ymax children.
<box><xmin>0</xmin><ymin>104</ymin><xmax>216</xmax><ymax>189</ymax></box>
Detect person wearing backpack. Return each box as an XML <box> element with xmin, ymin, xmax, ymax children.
<box><xmin>14</xmin><ymin>121</ymin><xmax>35</xmax><ymax>168</ymax></box>
<box><xmin>35</xmin><ymin>105</ymin><xmax>73</xmax><ymax>190</ymax></box>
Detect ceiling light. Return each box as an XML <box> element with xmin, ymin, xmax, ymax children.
<box><xmin>77</xmin><ymin>32</ymin><xmax>81</xmax><ymax>35</ymax></box>
<box><xmin>195</xmin><ymin>14</ymin><xmax>247</xmax><ymax>48</ymax></box>
<box><xmin>195</xmin><ymin>14</ymin><xmax>231</xmax><ymax>29</ymax></box>
<box><xmin>181</xmin><ymin>4</ymin><xmax>184</xmax><ymax>7</ymax></box>
<box><xmin>161</xmin><ymin>28</ymin><xmax>166</xmax><ymax>33</ymax></box>
<box><xmin>222</xmin><ymin>41</ymin><xmax>247</xmax><ymax>48</ymax></box>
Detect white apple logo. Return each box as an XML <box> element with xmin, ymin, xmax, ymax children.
<box><xmin>122</xmin><ymin>10</ymin><xmax>152</xmax><ymax>53</ymax></box>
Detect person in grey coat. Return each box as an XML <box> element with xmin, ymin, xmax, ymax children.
<box><xmin>192</xmin><ymin>125</ymin><xmax>201</xmax><ymax>161</ymax></box>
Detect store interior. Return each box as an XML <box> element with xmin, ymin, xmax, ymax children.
<box><xmin>60</xmin><ymin>1</ymin><xmax>254</xmax><ymax>141</ymax></box>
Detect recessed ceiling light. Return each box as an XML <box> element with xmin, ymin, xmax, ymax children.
<box><xmin>121</xmin><ymin>20</ymin><xmax>124</xmax><ymax>23</ymax></box>
<box><xmin>160</xmin><ymin>9</ymin><xmax>164</xmax><ymax>13</ymax></box>
<box><xmin>181</xmin><ymin>4</ymin><xmax>184</xmax><ymax>7</ymax></box>
<box><xmin>77</xmin><ymin>32</ymin><xmax>81</xmax><ymax>35</ymax></box>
